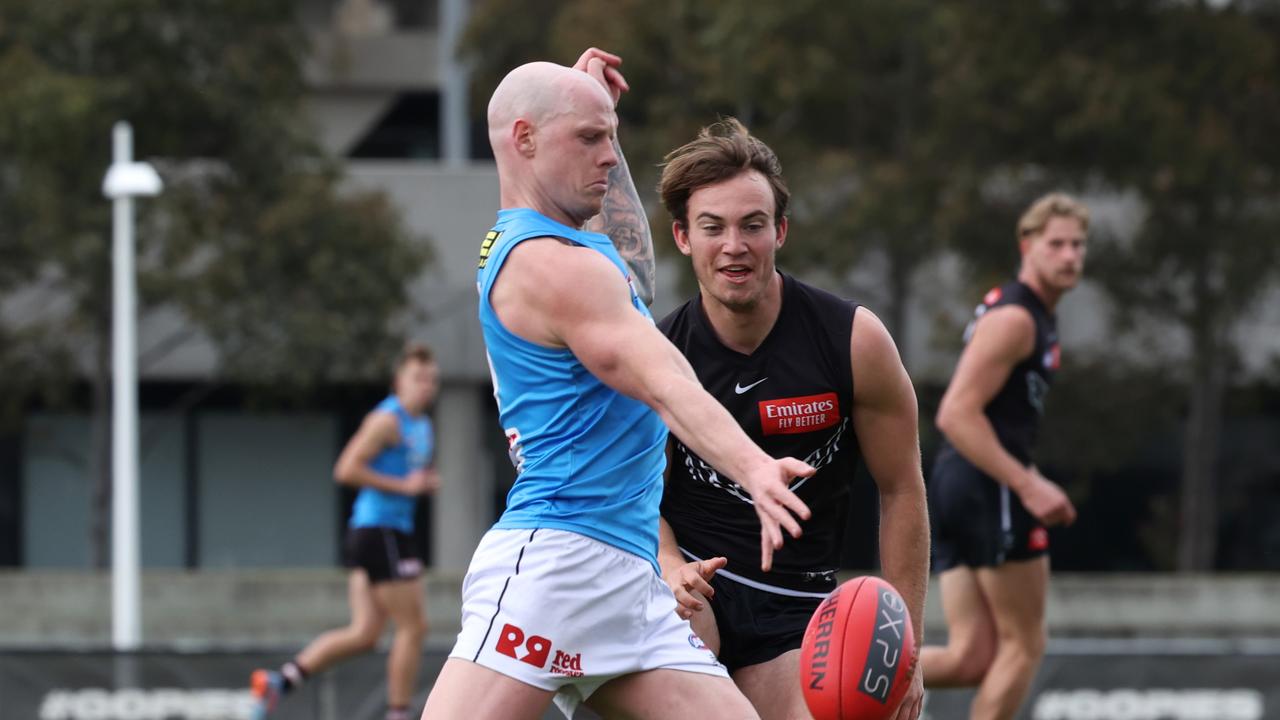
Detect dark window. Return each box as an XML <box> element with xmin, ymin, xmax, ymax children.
<box><xmin>469</xmin><ymin>119</ymin><xmax>494</xmax><ymax>161</ymax></box>
<box><xmin>388</xmin><ymin>0</ymin><xmax>438</xmax><ymax>29</ymax></box>
<box><xmin>349</xmin><ymin>93</ymin><xmax>441</xmax><ymax>160</ymax></box>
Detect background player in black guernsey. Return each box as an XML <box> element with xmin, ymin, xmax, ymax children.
<box><xmin>655</xmin><ymin>118</ymin><xmax>929</xmax><ymax>720</ymax></box>
<box><xmin>919</xmin><ymin>193</ymin><xmax>1087</xmax><ymax>720</ymax></box>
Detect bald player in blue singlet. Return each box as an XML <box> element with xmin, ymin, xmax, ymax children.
<box><xmin>477</xmin><ymin>208</ymin><xmax>667</xmax><ymax>564</ymax></box>
<box><xmin>420</xmin><ymin>49</ymin><xmax>816</xmax><ymax>720</ymax></box>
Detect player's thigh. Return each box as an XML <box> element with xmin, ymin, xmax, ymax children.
<box><xmin>731</xmin><ymin>649</ymin><xmax>810</xmax><ymax>720</ymax></box>
<box><xmin>937</xmin><ymin>565</ymin><xmax>997</xmax><ymax>654</ymax></box>
<box><xmin>586</xmin><ymin>668</ymin><xmax>760</xmax><ymax>720</ymax></box>
<box><xmin>421</xmin><ymin>658</ymin><xmax>554</xmax><ymax>720</ymax></box>
<box><xmin>372</xmin><ymin>576</ymin><xmax>425</xmax><ymax>628</ymax></box>
<box><xmin>975</xmin><ymin>556</ymin><xmax>1049</xmax><ymax>643</ymax></box>
<box><xmin>347</xmin><ymin>569</ymin><xmax>388</xmax><ymax>634</ymax></box>
<box><xmin>688</xmin><ymin>598</ymin><xmax>722</xmax><ymax>657</ymax></box>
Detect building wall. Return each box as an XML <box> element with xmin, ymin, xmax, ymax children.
<box><xmin>1</xmin><ymin>570</ymin><xmax>1276</xmax><ymax>649</ymax></box>
<box><xmin>21</xmin><ymin>411</ymin><xmax>341</xmax><ymax>569</ymax></box>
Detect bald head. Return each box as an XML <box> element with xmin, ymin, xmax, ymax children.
<box><xmin>487</xmin><ymin>61</ymin><xmax>613</xmax><ymax>153</ymax></box>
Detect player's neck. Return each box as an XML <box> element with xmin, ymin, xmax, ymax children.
<box><xmin>394</xmin><ymin>393</ymin><xmax>426</xmax><ymax>417</ymax></box>
<box><xmin>1017</xmin><ymin>269</ymin><xmax>1063</xmax><ymax>311</ymax></box>
<box><xmin>699</xmin><ymin>272</ymin><xmax>784</xmax><ymax>355</ymax></box>
<box><xmin>499</xmin><ymin>177</ymin><xmax>585</xmax><ymax>229</ymax></box>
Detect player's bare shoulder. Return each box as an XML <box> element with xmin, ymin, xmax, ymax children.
<box><xmin>966</xmin><ymin>303</ymin><xmax>1036</xmax><ymax>362</ymax></box>
<box><xmin>505</xmin><ymin>238</ymin><xmax>630</xmax><ymax>306</ymax></box>
<box><xmin>849</xmin><ymin>307</ymin><xmax>911</xmax><ymax>398</ymax></box>
<box><xmin>850</xmin><ymin>307</ymin><xmax>903</xmax><ymax>364</ymax></box>
<box><xmin>492</xmin><ymin>236</ymin><xmax>633</xmax><ymax>346</ymax></box>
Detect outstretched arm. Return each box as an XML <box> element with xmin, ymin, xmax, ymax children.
<box><xmin>491</xmin><ymin>238</ymin><xmax>813</xmax><ymax>570</ymax></box>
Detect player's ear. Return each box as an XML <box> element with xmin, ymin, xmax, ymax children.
<box><xmin>1017</xmin><ymin>229</ymin><xmax>1034</xmax><ymax>257</ymax></box>
<box><xmin>672</xmin><ymin>220</ymin><xmax>693</xmax><ymax>256</ymax></box>
<box><xmin>775</xmin><ymin>216</ymin><xmax>788</xmax><ymax>250</ymax></box>
<box><xmin>513</xmin><ymin>119</ymin><xmax>536</xmax><ymax>157</ymax></box>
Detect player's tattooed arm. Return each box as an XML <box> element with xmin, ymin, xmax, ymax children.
<box><xmin>585</xmin><ymin>136</ymin><xmax>656</xmax><ymax>306</ymax></box>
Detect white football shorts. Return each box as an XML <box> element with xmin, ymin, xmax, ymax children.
<box><xmin>448</xmin><ymin>528</ymin><xmax>727</xmax><ymax>715</ymax></box>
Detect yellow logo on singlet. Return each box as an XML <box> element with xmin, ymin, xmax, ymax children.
<box><xmin>478</xmin><ymin>230</ymin><xmax>502</xmax><ymax>268</ymax></box>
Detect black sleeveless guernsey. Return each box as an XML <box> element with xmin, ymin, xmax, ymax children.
<box><xmin>659</xmin><ymin>272</ymin><xmax>862</xmax><ymax>593</ymax></box>
<box><xmin>958</xmin><ymin>280</ymin><xmax>1059</xmax><ymax>465</ymax></box>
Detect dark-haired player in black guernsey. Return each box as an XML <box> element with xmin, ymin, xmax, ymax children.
<box><xmin>920</xmin><ymin>193</ymin><xmax>1087</xmax><ymax>720</ymax></box>
<box><xmin>655</xmin><ymin>118</ymin><xmax>928</xmax><ymax>720</ymax></box>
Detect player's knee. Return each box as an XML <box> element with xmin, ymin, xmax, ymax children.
<box><xmin>925</xmin><ymin>641</ymin><xmax>993</xmax><ymax>685</ymax></box>
<box><xmin>350</xmin><ymin>624</ymin><xmax>383</xmax><ymax>652</ymax></box>
<box><xmin>1021</xmin><ymin>625</ymin><xmax>1048</xmax><ymax>661</ymax></box>
<box><xmin>999</xmin><ymin>626</ymin><xmax>1047</xmax><ymax>672</ymax></box>
<box><xmin>948</xmin><ymin>632</ymin><xmax>997</xmax><ymax>680</ymax></box>
<box><xmin>953</xmin><ymin>655</ymin><xmax>993</xmax><ymax>686</ymax></box>
<box><xmin>399</xmin><ymin>615</ymin><xmax>429</xmax><ymax>639</ymax></box>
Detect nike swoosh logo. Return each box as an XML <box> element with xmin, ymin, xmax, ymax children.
<box><xmin>734</xmin><ymin>378</ymin><xmax>768</xmax><ymax>394</ymax></box>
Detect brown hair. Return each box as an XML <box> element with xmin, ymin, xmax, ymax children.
<box><xmin>395</xmin><ymin>342</ymin><xmax>435</xmax><ymax>372</ymax></box>
<box><xmin>1017</xmin><ymin>192</ymin><xmax>1090</xmax><ymax>241</ymax></box>
<box><xmin>658</xmin><ymin>117</ymin><xmax>790</xmax><ymax>228</ymax></box>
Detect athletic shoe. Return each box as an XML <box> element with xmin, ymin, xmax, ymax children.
<box><xmin>248</xmin><ymin>669</ymin><xmax>283</xmax><ymax>720</ymax></box>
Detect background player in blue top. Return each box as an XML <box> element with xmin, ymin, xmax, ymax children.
<box><xmin>422</xmin><ymin>48</ymin><xmax>815</xmax><ymax>720</ymax></box>
<box><xmin>251</xmin><ymin>343</ymin><xmax>439</xmax><ymax>720</ymax></box>
<box><xmin>920</xmin><ymin>194</ymin><xmax>1087</xmax><ymax>720</ymax></box>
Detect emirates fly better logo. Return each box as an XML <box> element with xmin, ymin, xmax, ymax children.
<box><xmin>759</xmin><ymin>393</ymin><xmax>840</xmax><ymax>436</ymax></box>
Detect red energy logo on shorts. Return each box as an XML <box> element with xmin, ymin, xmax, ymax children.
<box><xmin>550</xmin><ymin>649</ymin><xmax>584</xmax><ymax>677</ymax></box>
<box><xmin>1028</xmin><ymin>527</ymin><xmax>1050</xmax><ymax>551</ymax></box>
<box><xmin>495</xmin><ymin>623</ymin><xmax>552</xmax><ymax>668</ymax></box>
<box><xmin>759</xmin><ymin>393</ymin><xmax>840</xmax><ymax>436</ymax></box>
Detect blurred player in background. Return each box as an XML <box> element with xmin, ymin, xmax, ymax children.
<box><xmin>250</xmin><ymin>342</ymin><xmax>440</xmax><ymax>720</ymax></box>
<box><xmin>420</xmin><ymin>49</ymin><xmax>813</xmax><ymax>720</ymax></box>
<box><xmin>654</xmin><ymin>118</ymin><xmax>928</xmax><ymax>720</ymax></box>
<box><xmin>920</xmin><ymin>193</ymin><xmax>1087</xmax><ymax>719</ymax></box>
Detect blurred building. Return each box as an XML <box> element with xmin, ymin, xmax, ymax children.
<box><xmin>10</xmin><ymin>0</ymin><xmax>509</xmax><ymax>574</ymax></box>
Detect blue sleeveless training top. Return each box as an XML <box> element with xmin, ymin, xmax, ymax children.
<box><xmin>349</xmin><ymin>395</ymin><xmax>434</xmax><ymax>533</ymax></box>
<box><xmin>476</xmin><ymin>208</ymin><xmax>668</xmax><ymax>570</ymax></box>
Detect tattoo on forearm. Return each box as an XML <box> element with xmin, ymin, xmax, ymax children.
<box><xmin>585</xmin><ymin>136</ymin><xmax>657</xmax><ymax>306</ymax></box>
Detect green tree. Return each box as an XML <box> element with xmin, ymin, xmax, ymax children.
<box><xmin>933</xmin><ymin>0</ymin><xmax>1280</xmax><ymax>570</ymax></box>
<box><xmin>0</xmin><ymin>0</ymin><xmax>428</xmax><ymax>566</ymax></box>
<box><xmin>464</xmin><ymin>0</ymin><xmax>969</xmax><ymax>364</ymax></box>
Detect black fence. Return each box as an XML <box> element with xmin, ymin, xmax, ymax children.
<box><xmin>1</xmin><ymin>643</ymin><xmax>1276</xmax><ymax>720</ymax></box>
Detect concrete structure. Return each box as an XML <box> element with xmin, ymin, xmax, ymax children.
<box><xmin>2</xmin><ymin>570</ymin><xmax>1277</xmax><ymax>651</ymax></box>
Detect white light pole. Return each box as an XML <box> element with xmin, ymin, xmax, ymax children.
<box><xmin>101</xmin><ymin>121</ymin><xmax>162</xmax><ymax>651</ymax></box>
<box><xmin>439</xmin><ymin>0</ymin><xmax>470</xmax><ymax>167</ymax></box>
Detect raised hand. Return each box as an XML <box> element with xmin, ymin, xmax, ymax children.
<box><xmin>571</xmin><ymin>47</ymin><xmax>628</xmax><ymax>106</ymax></box>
